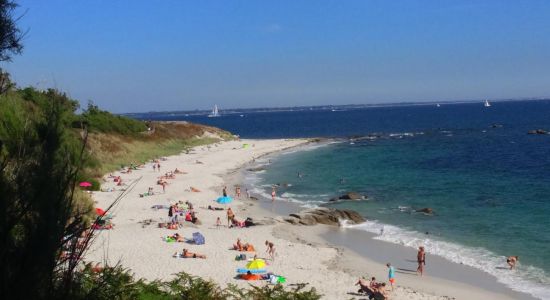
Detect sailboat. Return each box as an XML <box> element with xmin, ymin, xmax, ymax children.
<box><xmin>208</xmin><ymin>104</ymin><xmax>220</xmax><ymax>117</ymax></box>
<box><xmin>436</xmin><ymin>103</ymin><xmax>441</xmax><ymax>107</ymax></box>
<box><xmin>484</xmin><ymin>100</ymin><xmax>491</xmax><ymax>107</ymax></box>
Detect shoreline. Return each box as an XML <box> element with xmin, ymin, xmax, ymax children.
<box><xmin>86</xmin><ymin>138</ymin><xmax>536</xmax><ymax>300</ymax></box>
<box><xmin>229</xmin><ymin>143</ymin><xmax>537</xmax><ymax>300</ymax></box>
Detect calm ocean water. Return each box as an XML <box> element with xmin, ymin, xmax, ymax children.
<box><xmin>137</xmin><ymin>100</ymin><xmax>550</xmax><ymax>298</ymax></box>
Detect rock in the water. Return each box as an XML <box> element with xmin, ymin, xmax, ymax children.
<box><xmin>329</xmin><ymin>192</ymin><xmax>366</xmax><ymax>202</ymax></box>
<box><xmin>416</xmin><ymin>208</ymin><xmax>434</xmax><ymax>214</ymax></box>
<box><xmin>528</xmin><ymin>129</ymin><xmax>548</xmax><ymax>135</ymax></box>
<box><xmin>247</xmin><ymin>167</ymin><xmax>266</xmax><ymax>172</ymax></box>
<box><xmin>287</xmin><ymin>208</ymin><xmax>365</xmax><ymax>226</ymax></box>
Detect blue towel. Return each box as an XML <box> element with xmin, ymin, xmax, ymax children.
<box><xmin>236</xmin><ymin>268</ymin><xmax>267</xmax><ymax>274</ymax></box>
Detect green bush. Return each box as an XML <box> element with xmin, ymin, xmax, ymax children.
<box><xmin>88</xmin><ymin>178</ymin><xmax>101</xmax><ymax>191</ymax></box>
<box><xmin>81</xmin><ymin>102</ymin><xmax>147</xmax><ymax>135</ymax></box>
<box><xmin>65</xmin><ymin>267</ymin><xmax>322</xmax><ymax>300</ymax></box>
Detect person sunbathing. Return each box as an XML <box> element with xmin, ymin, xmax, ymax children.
<box><xmin>208</xmin><ymin>205</ymin><xmax>223</xmax><ymax>211</ymax></box>
<box><xmin>233</xmin><ymin>238</ymin><xmax>244</xmax><ymax>251</ymax></box>
<box><xmin>355</xmin><ymin>277</ymin><xmax>375</xmax><ymax>297</ymax></box>
<box><xmin>174</xmin><ymin>168</ymin><xmax>185</xmax><ymax>174</ymax></box>
<box><xmin>171</xmin><ymin>233</ymin><xmax>184</xmax><ymax>242</ymax></box>
<box><xmin>181</xmin><ymin>248</ymin><xmax>206</xmax><ymax>259</ymax></box>
<box><xmin>240</xmin><ymin>271</ymin><xmax>261</xmax><ymax>280</ymax></box>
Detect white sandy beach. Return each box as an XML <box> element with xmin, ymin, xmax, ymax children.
<box><xmin>86</xmin><ymin>139</ymin><xmax>527</xmax><ymax>300</ymax></box>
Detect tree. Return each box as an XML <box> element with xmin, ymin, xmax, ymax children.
<box><xmin>0</xmin><ymin>0</ymin><xmax>24</xmax><ymax>62</ymax></box>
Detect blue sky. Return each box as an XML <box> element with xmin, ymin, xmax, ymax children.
<box><xmin>3</xmin><ymin>0</ymin><xmax>550</xmax><ymax>113</ymax></box>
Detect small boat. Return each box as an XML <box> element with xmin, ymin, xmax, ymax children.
<box><xmin>208</xmin><ymin>104</ymin><xmax>220</xmax><ymax>117</ymax></box>
<box><xmin>436</xmin><ymin>103</ymin><xmax>441</xmax><ymax>107</ymax></box>
<box><xmin>484</xmin><ymin>100</ymin><xmax>491</xmax><ymax>107</ymax></box>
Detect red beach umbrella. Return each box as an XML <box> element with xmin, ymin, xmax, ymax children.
<box><xmin>95</xmin><ymin>208</ymin><xmax>106</xmax><ymax>216</ymax></box>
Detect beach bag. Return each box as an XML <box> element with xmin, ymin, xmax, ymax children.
<box><xmin>239</xmin><ymin>254</ymin><xmax>246</xmax><ymax>260</ymax></box>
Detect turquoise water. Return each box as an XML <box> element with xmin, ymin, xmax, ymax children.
<box><xmin>253</xmin><ymin>132</ymin><xmax>550</xmax><ymax>299</ymax></box>
<box><xmin>144</xmin><ymin>100</ymin><xmax>550</xmax><ymax>298</ymax></box>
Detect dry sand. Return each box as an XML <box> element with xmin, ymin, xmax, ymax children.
<box><xmin>86</xmin><ymin>139</ymin><xmax>524</xmax><ymax>300</ymax></box>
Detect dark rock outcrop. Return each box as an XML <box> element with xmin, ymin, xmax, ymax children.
<box><xmin>528</xmin><ymin>129</ymin><xmax>548</xmax><ymax>135</ymax></box>
<box><xmin>329</xmin><ymin>192</ymin><xmax>366</xmax><ymax>202</ymax></box>
<box><xmin>416</xmin><ymin>208</ymin><xmax>434</xmax><ymax>214</ymax></box>
<box><xmin>247</xmin><ymin>167</ymin><xmax>266</xmax><ymax>172</ymax></box>
<box><xmin>284</xmin><ymin>208</ymin><xmax>365</xmax><ymax>226</ymax></box>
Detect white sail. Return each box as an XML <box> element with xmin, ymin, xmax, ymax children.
<box><xmin>484</xmin><ymin>100</ymin><xmax>491</xmax><ymax>107</ymax></box>
<box><xmin>208</xmin><ymin>105</ymin><xmax>220</xmax><ymax>117</ymax></box>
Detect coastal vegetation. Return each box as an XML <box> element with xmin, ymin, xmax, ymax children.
<box><xmin>0</xmin><ymin>2</ymin><xmax>321</xmax><ymax>298</ymax></box>
<box><xmin>0</xmin><ymin>81</ymin><xmax>320</xmax><ymax>300</ymax></box>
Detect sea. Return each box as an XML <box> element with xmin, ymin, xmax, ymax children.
<box><xmin>134</xmin><ymin>100</ymin><xmax>550</xmax><ymax>299</ymax></box>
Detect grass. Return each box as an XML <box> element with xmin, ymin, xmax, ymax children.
<box><xmin>86</xmin><ymin>133</ymin><xmax>221</xmax><ymax>177</ymax></box>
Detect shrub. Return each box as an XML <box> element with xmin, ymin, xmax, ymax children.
<box><xmin>81</xmin><ymin>102</ymin><xmax>147</xmax><ymax>135</ymax></box>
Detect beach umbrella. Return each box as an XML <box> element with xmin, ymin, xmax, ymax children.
<box><xmin>79</xmin><ymin>181</ymin><xmax>92</xmax><ymax>187</ymax></box>
<box><xmin>246</xmin><ymin>259</ymin><xmax>266</xmax><ymax>270</ymax></box>
<box><xmin>216</xmin><ymin>196</ymin><xmax>233</xmax><ymax>204</ymax></box>
<box><xmin>95</xmin><ymin>208</ymin><xmax>106</xmax><ymax>216</ymax></box>
<box><xmin>192</xmin><ymin>232</ymin><xmax>205</xmax><ymax>245</ymax></box>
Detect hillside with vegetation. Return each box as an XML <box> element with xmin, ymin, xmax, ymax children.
<box><xmin>0</xmin><ymin>1</ymin><xmax>321</xmax><ymax>298</ymax></box>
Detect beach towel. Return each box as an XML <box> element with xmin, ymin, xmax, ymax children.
<box><xmin>240</xmin><ymin>273</ymin><xmax>261</xmax><ymax>280</ymax></box>
<box><xmin>192</xmin><ymin>232</ymin><xmax>205</xmax><ymax>245</ymax></box>
<box><xmin>237</xmin><ymin>268</ymin><xmax>266</xmax><ymax>274</ymax></box>
<box><xmin>269</xmin><ymin>275</ymin><xmax>286</xmax><ymax>284</ymax></box>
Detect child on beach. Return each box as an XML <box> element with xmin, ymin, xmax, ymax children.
<box><xmin>265</xmin><ymin>240</ymin><xmax>275</xmax><ymax>261</ymax></box>
<box><xmin>216</xmin><ymin>217</ymin><xmax>221</xmax><ymax>229</ymax></box>
<box><xmin>387</xmin><ymin>263</ymin><xmax>395</xmax><ymax>290</ymax></box>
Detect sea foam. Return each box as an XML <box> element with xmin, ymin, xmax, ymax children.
<box><xmin>343</xmin><ymin>221</ymin><xmax>550</xmax><ymax>300</ymax></box>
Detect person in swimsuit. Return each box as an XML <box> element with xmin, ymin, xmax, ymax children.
<box><xmin>223</xmin><ymin>186</ymin><xmax>227</xmax><ymax>197</ymax></box>
<box><xmin>417</xmin><ymin>246</ymin><xmax>426</xmax><ymax>276</ymax></box>
<box><xmin>265</xmin><ymin>240</ymin><xmax>275</xmax><ymax>260</ymax></box>
<box><xmin>180</xmin><ymin>248</ymin><xmax>206</xmax><ymax>259</ymax></box>
<box><xmin>271</xmin><ymin>187</ymin><xmax>276</xmax><ymax>201</ymax></box>
<box><xmin>507</xmin><ymin>256</ymin><xmax>519</xmax><ymax>270</ymax></box>
<box><xmin>226</xmin><ymin>207</ymin><xmax>235</xmax><ymax>227</ymax></box>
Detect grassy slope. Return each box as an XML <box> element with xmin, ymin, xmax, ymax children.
<box><xmin>86</xmin><ymin>121</ymin><xmax>234</xmax><ymax>177</ymax></box>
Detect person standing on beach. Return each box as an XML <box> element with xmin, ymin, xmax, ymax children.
<box><xmin>157</xmin><ymin>162</ymin><xmax>161</xmax><ymax>172</ymax></box>
<box><xmin>265</xmin><ymin>240</ymin><xmax>275</xmax><ymax>261</ymax></box>
<box><xmin>271</xmin><ymin>187</ymin><xmax>276</xmax><ymax>201</ymax></box>
<box><xmin>226</xmin><ymin>207</ymin><xmax>234</xmax><ymax>227</ymax></box>
<box><xmin>223</xmin><ymin>186</ymin><xmax>227</xmax><ymax>197</ymax></box>
<box><xmin>153</xmin><ymin>163</ymin><xmax>156</xmax><ymax>172</ymax></box>
<box><xmin>246</xmin><ymin>188</ymin><xmax>250</xmax><ymax>199</ymax></box>
<box><xmin>507</xmin><ymin>256</ymin><xmax>519</xmax><ymax>270</ymax></box>
<box><xmin>236</xmin><ymin>186</ymin><xmax>241</xmax><ymax>198</ymax></box>
<box><xmin>386</xmin><ymin>263</ymin><xmax>395</xmax><ymax>290</ymax></box>
<box><xmin>417</xmin><ymin>246</ymin><xmax>426</xmax><ymax>276</ymax></box>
